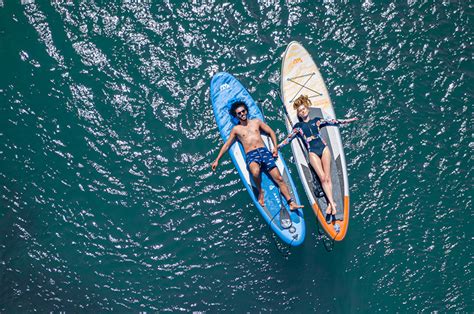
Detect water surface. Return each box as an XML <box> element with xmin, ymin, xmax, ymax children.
<box><xmin>0</xmin><ymin>0</ymin><xmax>471</xmax><ymax>311</ymax></box>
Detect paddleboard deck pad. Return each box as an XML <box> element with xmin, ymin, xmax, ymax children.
<box><xmin>211</xmin><ymin>72</ymin><xmax>305</xmax><ymax>246</ymax></box>
<box><xmin>281</xmin><ymin>42</ymin><xmax>350</xmax><ymax>241</ymax></box>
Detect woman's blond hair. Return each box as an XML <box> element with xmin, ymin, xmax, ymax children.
<box><xmin>293</xmin><ymin>95</ymin><xmax>311</xmax><ymax>110</ymax></box>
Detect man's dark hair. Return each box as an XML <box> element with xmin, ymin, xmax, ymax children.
<box><xmin>230</xmin><ymin>101</ymin><xmax>249</xmax><ymax>117</ymax></box>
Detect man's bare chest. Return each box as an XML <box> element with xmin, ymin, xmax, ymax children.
<box><xmin>236</xmin><ymin>125</ymin><xmax>260</xmax><ymax>141</ymax></box>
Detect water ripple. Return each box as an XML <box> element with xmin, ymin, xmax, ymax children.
<box><xmin>0</xmin><ymin>0</ymin><xmax>471</xmax><ymax>312</ymax></box>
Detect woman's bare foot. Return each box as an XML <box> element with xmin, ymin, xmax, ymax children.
<box><xmin>325</xmin><ymin>203</ymin><xmax>332</xmax><ymax>215</ymax></box>
<box><xmin>331</xmin><ymin>202</ymin><xmax>337</xmax><ymax>215</ymax></box>
<box><xmin>325</xmin><ymin>203</ymin><xmax>332</xmax><ymax>223</ymax></box>
<box><xmin>289</xmin><ymin>201</ymin><xmax>304</xmax><ymax>211</ymax></box>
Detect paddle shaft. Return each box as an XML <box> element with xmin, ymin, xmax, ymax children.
<box><xmin>275</xmin><ymin>90</ymin><xmax>309</xmax><ymax>158</ymax></box>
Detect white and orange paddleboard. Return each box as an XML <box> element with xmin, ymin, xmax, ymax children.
<box><xmin>280</xmin><ymin>41</ymin><xmax>350</xmax><ymax>241</ymax></box>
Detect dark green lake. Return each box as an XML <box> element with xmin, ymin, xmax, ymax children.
<box><xmin>0</xmin><ymin>0</ymin><xmax>471</xmax><ymax>311</ymax></box>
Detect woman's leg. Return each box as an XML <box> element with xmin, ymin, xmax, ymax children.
<box><xmin>321</xmin><ymin>147</ymin><xmax>337</xmax><ymax>215</ymax></box>
<box><xmin>308</xmin><ymin>151</ymin><xmax>336</xmax><ymax>215</ymax></box>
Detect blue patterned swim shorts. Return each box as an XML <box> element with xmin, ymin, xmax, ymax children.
<box><xmin>245</xmin><ymin>147</ymin><xmax>277</xmax><ymax>172</ymax></box>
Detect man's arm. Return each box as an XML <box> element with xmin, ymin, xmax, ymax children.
<box><xmin>259</xmin><ymin>120</ymin><xmax>279</xmax><ymax>158</ymax></box>
<box><xmin>211</xmin><ymin>129</ymin><xmax>237</xmax><ymax>171</ymax></box>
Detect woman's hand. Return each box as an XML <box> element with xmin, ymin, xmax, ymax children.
<box><xmin>344</xmin><ymin>117</ymin><xmax>358</xmax><ymax>124</ymax></box>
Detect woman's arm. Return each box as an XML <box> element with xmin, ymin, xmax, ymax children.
<box><xmin>318</xmin><ymin>117</ymin><xmax>358</xmax><ymax>127</ymax></box>
<box><xmin>277</xmin><ymin>127</ymin><xmax>302</xmax><ymax>149</ymax></box>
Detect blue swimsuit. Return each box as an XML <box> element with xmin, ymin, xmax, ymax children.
<box><xmin>279</xmin><ymin>117</ymin><xmax>345</xmax><ymax>157</ymax></box>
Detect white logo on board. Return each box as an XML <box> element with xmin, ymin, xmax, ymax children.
<box><xmin>220</xmin><ymin>83</ymin><xmax>230</xmax><ymax>91</ymax></box>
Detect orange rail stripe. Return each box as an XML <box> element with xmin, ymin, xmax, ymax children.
<box><xmin>312</xmin><ymin>195</ymin><xmax>349</xmax><ymax>241</ymax></box>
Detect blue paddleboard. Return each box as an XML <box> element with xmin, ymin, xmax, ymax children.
<box><xmin>210</xmin><ymin>72</ymin><xmax>305</xmax><ymax>246</ymax></box>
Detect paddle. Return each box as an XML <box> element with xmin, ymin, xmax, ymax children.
<box><xmin>273</xmin><ymin>90</ymin><xmax>325</xmax><ymax>199</ymax></box>
<box><xmin>256</xmin><ymin>98</ymin><xmax>299</xmax><ymax>227</ymax></box>
<box><xmin>274</xmin><ymin>89</ymin><xmax>310</xmax><ymax>161</ymax></box>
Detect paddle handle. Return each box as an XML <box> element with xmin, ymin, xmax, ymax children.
<box><xmin>274</xmin><ymin>90</ymin><xmax>293</xmax><ymax>128</ymax></box>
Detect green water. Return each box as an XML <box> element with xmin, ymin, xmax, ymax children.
<box><xmin>0</xmin><ymin>0</ymin><xmax>471</xmax><ymax>311</ymax></box>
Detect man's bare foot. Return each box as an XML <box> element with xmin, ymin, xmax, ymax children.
<box><xmin>331</xmin><ymin>202</ymin><xmax>337</xmax><ymax>215</ymax></box>
<box><xmin>289</xmin><ymin>201</ymin><xmax>304</xmax><ymax>211</ymax></box>
<box><xmin>325</xmin><ymin>203</ymin><xmax>332</xmax><ymax>215</ymax></box>
<box><xmin>258</xmin><ymin>191</ymin><xmax>265</xmax><ymax>207</ymax></box>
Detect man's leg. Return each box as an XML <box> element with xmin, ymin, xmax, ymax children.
<box><xmin>268</xmin><ymin>167</ymin><xmax>304</xmax><ymax>211</ymax></box>
<box><xmin>248</xmin><ymin>162</ymin><xmax>264</xmax><ymax>206</ymax></box>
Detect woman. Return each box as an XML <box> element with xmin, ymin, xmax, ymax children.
<box><xmin>277</xmin><ymin>95</ymin><xmax>357</xmax><ymax>222</ymax></box>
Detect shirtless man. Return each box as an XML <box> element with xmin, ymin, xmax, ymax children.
<box><xmin>211</xmin><ymin>101</ymin><xmax>303</xmax><ymax>211</ymax></box>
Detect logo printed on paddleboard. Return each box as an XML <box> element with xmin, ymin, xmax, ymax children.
<box><xmin>292</xmin><ymin>57</ymin><xmax>303</xmax><ymax>64</ymax></box>
<box><xmin>220</xmin><ymin>83</ymin><xmax>230</xmax><ymax>91</ymax></box>
<box><xmin>269</xmin><ymin>185</ymin><xmax>280</xmax><ymax>203</ymax></box>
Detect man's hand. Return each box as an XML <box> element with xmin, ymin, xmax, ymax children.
<box><xmin>211</xmin><ymin>160</ymin><xmax>219</xmax><ymax>171</ymax></box>
<box><xmin>272</xmin><ymin>147</ymin><xmax>278</xmax><ymax>158</ymax></box>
